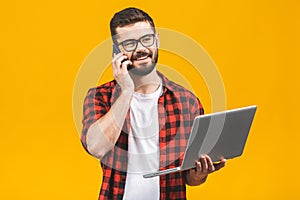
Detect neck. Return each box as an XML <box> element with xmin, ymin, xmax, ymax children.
<box><xmin>129</xmin><ymin>69</ymin><xmax>161</xmax><ymax>94</ymax></box>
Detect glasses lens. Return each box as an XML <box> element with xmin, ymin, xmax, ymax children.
<box><xmin>123</xmin><ymin>40</ymin><xmax>137</xmax><ymax>51</ymax></box>
<box><xmin>140</xmin><ymin>34</ymin><xmax>154</xmax><ymax>47</ymax></box>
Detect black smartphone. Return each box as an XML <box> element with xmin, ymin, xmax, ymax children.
<box><xmin>112</xmin><ymin>44</ymin><xmax>121</xmax><ymax>56</ymax></box>
<box><xmin>112</xmin><ymin>44</ymin><xmax>133</xmax><ymax>70</ymax></box>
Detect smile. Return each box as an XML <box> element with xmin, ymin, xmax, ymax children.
<box><xmin>136</xmin><ymin>55</ymin><xmax>149</xmax><ymax>61</ymax></box>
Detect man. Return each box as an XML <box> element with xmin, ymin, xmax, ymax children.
<box><xmin>81</xmin><ymin>7</ymin><xmax>226</xmax><ymax>200</ymax></box>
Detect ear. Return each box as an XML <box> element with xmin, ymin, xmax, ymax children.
<box><xmin>155</xmin><ymin>33</ymin><xmax>160</xmax><ymax>48</ymax></box>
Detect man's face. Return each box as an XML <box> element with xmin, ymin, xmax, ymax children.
<box><xmin>115</xmin><ymin>21</ymin><xmax>159</xmax><ymax>76</ymax></box>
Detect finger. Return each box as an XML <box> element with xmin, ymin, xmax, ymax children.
<box><xmin>120</xmin><ymin>60</ymin><xmax>133</xmax><ymax>73</ymax></box>
<box><xmin>195</xmin><ymin>160</ymin><xmax>201</xmax><ymax>173</ymax></box>
<box><xmin>112</xmin><ymin>54</ymin><xmax>122</xmax><ymax>74</ymax></box>
<box><xmin>205</xmin><ymin>155</ymin><xmax>215</xmax><ymax>172</ymax></box>
<box><xmin>112</xmin><ymin>55</ymin><xmax>128</xmax><ymax>69</ymax></box>
<box><xmin>114</xmin><ymin>55</ymin><xmax>128</xmax><ymax>66</ymax></box>
<box><xmin>112</xmin><ymin>52</ymin><xmax>125</xmax><ymax>62</ymax></box>
<box><xmin>200</xmin><ymin>155</ymin><xmax>208</xmax><ymax>173</ymax></box>
<box><xmin>214</xmin><ymin>158</ymin><xmax>226</xmax><ymax>171</ymax></box>
<box><xmin>112</xmin><ymin>55</ymin><xmax>128</xmax><ymax>77</ymax></box>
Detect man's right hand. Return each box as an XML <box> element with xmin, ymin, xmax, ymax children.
<box><xmin>112</xmin><ymin>53</ymin><xmax>134</xmax><ymax>93</ymax></box>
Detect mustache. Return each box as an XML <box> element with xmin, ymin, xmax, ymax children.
<box><xmin>131</xmin><ymin>51</ymin><xmax>153</xmax><ymax>60</ymax></box>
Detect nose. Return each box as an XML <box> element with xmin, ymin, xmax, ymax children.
<box><xmin>135</xmin><ymin>41</ymin><xmax>147</xmax><ymax>52</ymax></box>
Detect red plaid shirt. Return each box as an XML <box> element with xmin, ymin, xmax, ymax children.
<box><xmin>81</xmin><ymin>72</ymin><xmax>204</xmax><ymax>200</ymax></box>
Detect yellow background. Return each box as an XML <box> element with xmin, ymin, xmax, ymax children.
<box><xmin>1</xmin><ymin>0</ymin><xmax>299</xmax><ymax>199</ymax></box>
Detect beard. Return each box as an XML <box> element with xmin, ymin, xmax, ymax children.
<box><xmin>128</xmin><ymin>50</ymin><xmax>158</xmax><ymax>76</ymax></box>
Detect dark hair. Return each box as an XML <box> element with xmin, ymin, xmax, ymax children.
<box><xmin>110</xmin><ymin>7</ymin><xmax>156</xmax><ymax>42</ymax></box>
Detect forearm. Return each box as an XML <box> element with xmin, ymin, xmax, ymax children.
<box><xmin>86</xmin><ymin>90</ymin><xmax>133</xmax><ymax>159</ymax></box>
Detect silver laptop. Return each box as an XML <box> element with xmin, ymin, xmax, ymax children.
<box><xmin>143</xmin><ymin>105</ymin><xmax>257</xmax><ymax>178</ymax></box>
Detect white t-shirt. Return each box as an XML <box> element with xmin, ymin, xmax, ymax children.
<box><xmin>123</xmin><ymin>84</ymin><xmax>163</xmax><ymax>200</ymax></box>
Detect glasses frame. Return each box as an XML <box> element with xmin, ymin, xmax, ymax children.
<box><xmin>116</xmin><ymin>33</ymin><xmax>156</xmax><ymax>52</ymax></box>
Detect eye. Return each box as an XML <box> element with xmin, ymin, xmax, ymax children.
<box><xmin>123</xmin><ymin>40</ymin><xmax>136</xmax><ymax>48</ymax></box>
<box><xmin>141</xmin><ymin>35</ymin><xmax>154</xmax><ymax>46</ymax></box>
<box><xmin>141</xmin><ymin>36</ymin><xmax>152</xmax><ymax>43</ymax></box>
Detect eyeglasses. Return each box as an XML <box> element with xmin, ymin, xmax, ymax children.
<box><xmin>117</xmin><ymin>34</ymin><xmax>156</xmax><ymax>52</ymax></box>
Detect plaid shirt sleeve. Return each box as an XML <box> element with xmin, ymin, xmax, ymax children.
<box><xmin>81</xmin><ymin>81</ymin><xmax>129</xmax><ymax>200</ymax></box>
<box><xmin>81</xmin><ymin>83</ymin><xmax>113</xmax><ymax>153</ymax></box>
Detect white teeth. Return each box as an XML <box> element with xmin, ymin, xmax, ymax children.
<box><xmin>137</xmin><ymin>56</ymin><xmax>148</xmax><ymax>60</ymax></box>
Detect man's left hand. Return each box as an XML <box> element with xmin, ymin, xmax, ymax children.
<box><xmin>185</xmin><ymin>155</ymin><xmax>226</xmax><ymax>186</ymax></box>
